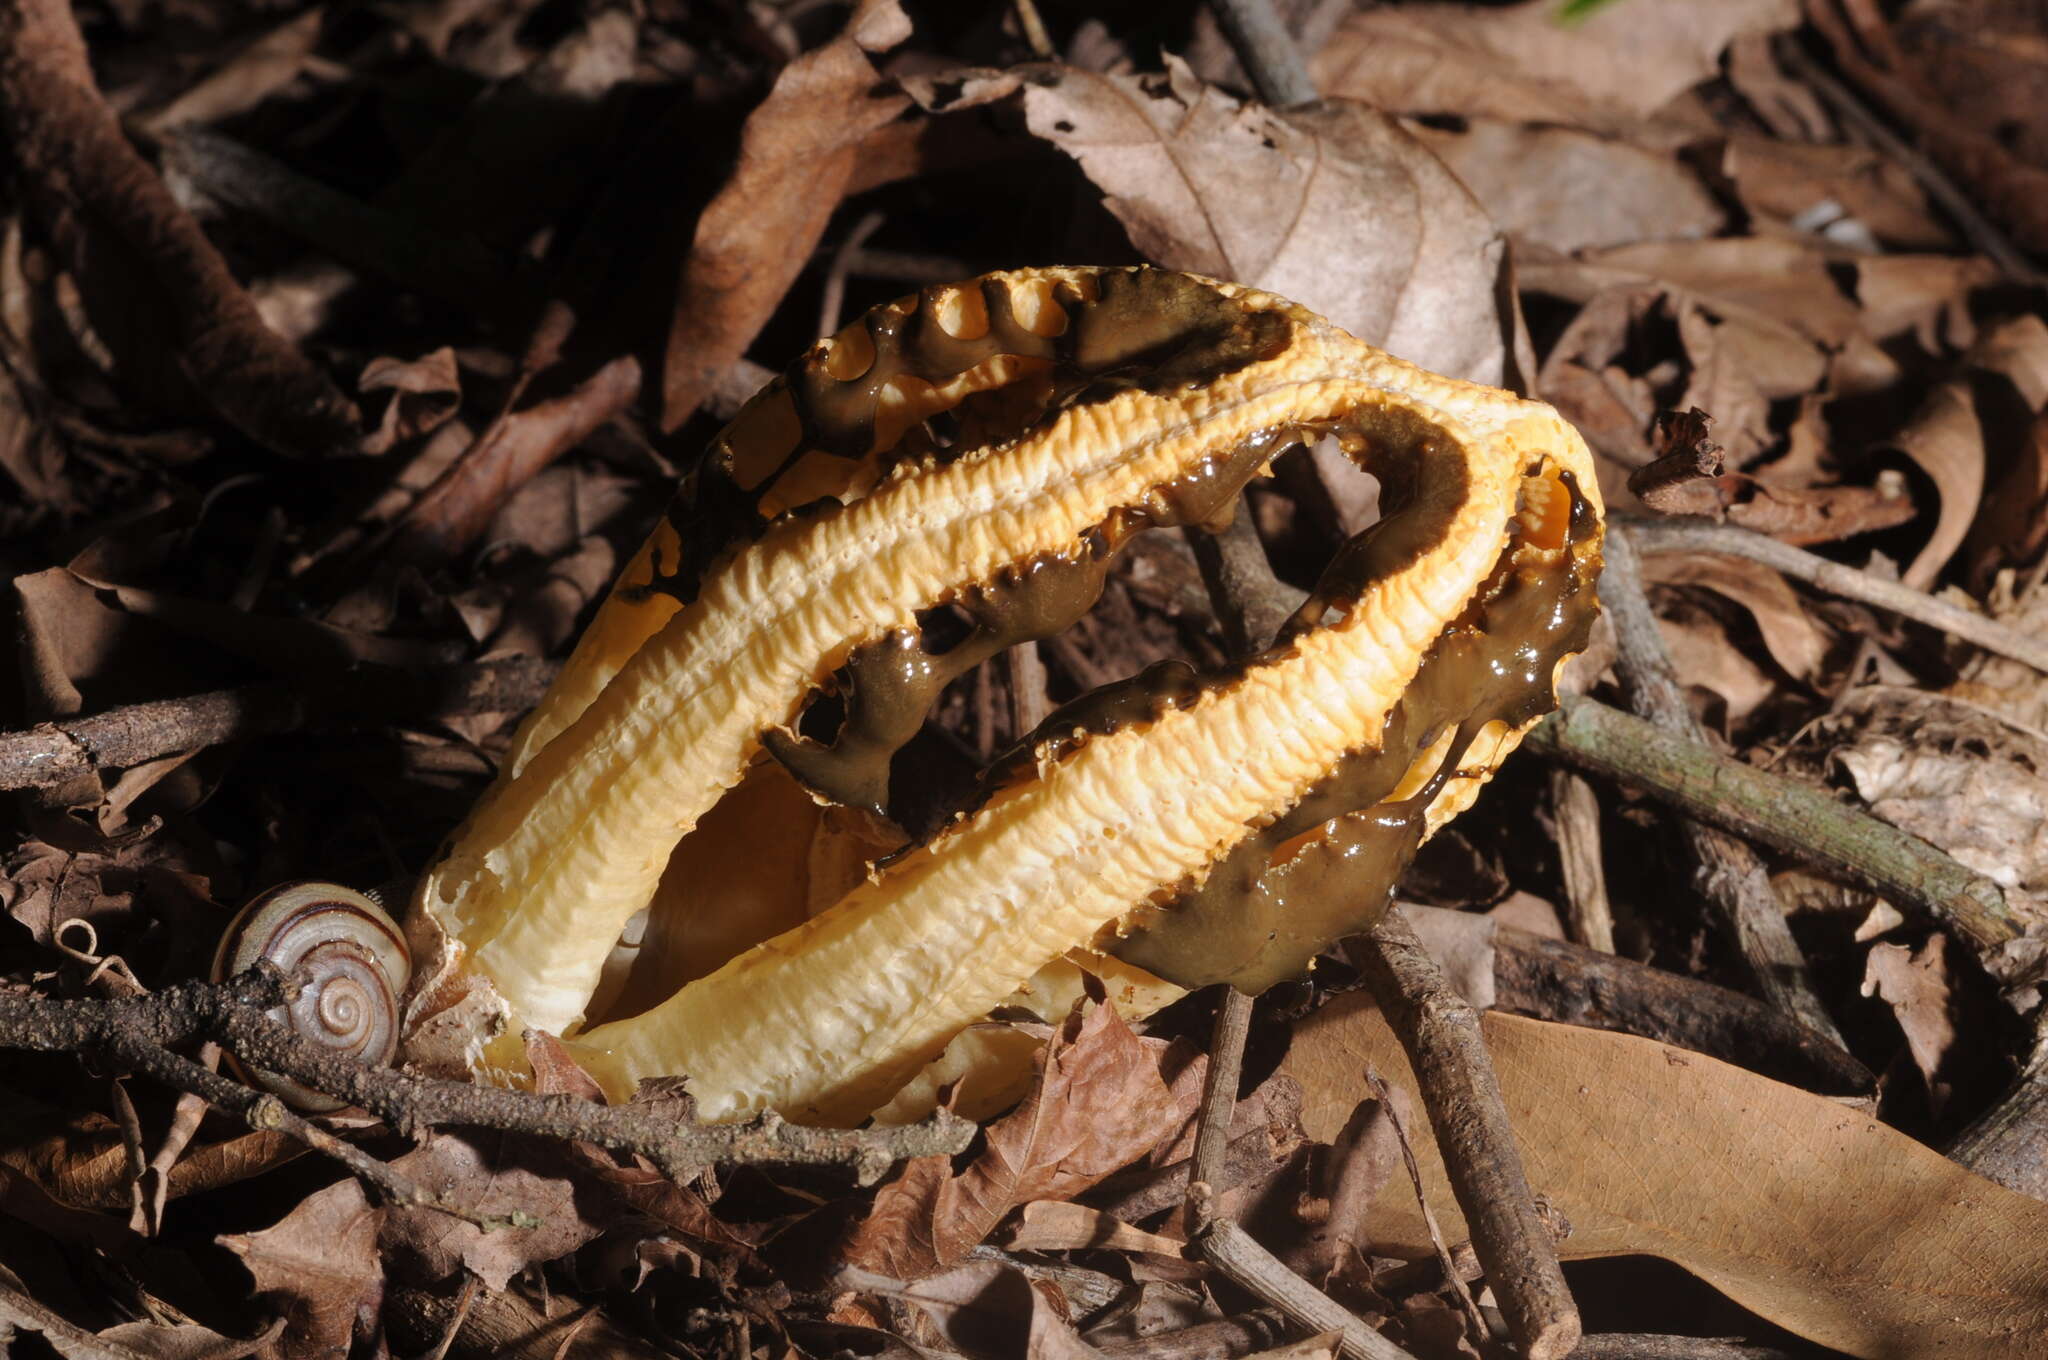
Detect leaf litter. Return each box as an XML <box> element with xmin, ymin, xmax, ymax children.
<box><xmin>2</xmin><ymin>0</ymin><xmax>2048</xmax><ymax>1357</ymax></box>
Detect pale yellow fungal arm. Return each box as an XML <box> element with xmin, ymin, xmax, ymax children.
<box><xmin>403</xmin><ymin>266</ymin><xmax>1603</xmax><ymax>1124</ymax></box>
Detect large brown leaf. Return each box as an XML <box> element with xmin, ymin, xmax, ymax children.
<box><xmin>842</xmin><ymin>1000</ymin><xmax>1194</xmax><ymax>1279</ymax></box>
<box><xmin>1020</xmin><ymin>58</ymin><xmax>1510</xmax><ymax>387</ymax></box>
<box><xmin>659</xmin><ymin>0</ymin><xmax>910</xmax><ymax>429</ymax></box>
<box><xmin>1282</xmin><ymin>1001</ymin><xmax>2048</xmax><ymax>1358</ymax></box>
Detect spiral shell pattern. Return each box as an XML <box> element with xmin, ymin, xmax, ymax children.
<box><xmin>213</xmin><ymin>881</ymin><xmax>412</xmax><ymax>1112</ymax></box>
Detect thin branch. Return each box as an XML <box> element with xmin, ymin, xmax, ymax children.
<box><xmin>1191</xmin><ymin>987</ymin><xmax>1256</xmax><ymax>1192</ymax></box>
<box><xmin>1363</xmin><ymin>1069</ymin><xmax>1486</xmax><ymax>1338</ymax></box>
<box><xmin>1184</xmin><ymin>508</ymin><xmax>1308</xmax><ymax>656</ymax></box>
<box><xmin>1570</xmin><ymin>1337</ymin><xmax>1796</xmax><ymax>1360</ymax></box>
<box><xmin>1350</xmin><ymin>913</ymin><xmax>1580</xmax><ymax>1360</ymax></box>
<box><xmin>0</xmin><ymin>970</ymin><xmax>975</xmax><ymax>1190</ymax></box>
<box><xmin>1549</xmin><ymin>767</ymin><xmax>1617</xmax><ymax>953</ymax></box>
<box><xmin>1486</xmin><ymin>919</ymin><xmax>1872</xmax><ymax>1094</ymax></box>
<box><xmin>1526</xmin><ymin>696</ymin><xmax>2024</xmax><ymax>955</ymax></box>
<box><xmin>1206</xmin><ymin>0</ymin><xmax>1321</xmax><ymax>109</ymax></box>
<box><xmin>1189</xmin><ymin>1185</ymin><xmax>1419</xmax><ymax>1360</ymax></box>
<box><xmin>0</xmin><ymin>657</ymin><xmax>560</xmax><ymax>792</ymax></box>
<box><xmin>1603</xmin><ymin>527</ymin><xmax>1851</xmax><ymax>1050</ymax></box>
<box><xmin>1628</xmin><ymin>516</ymin><xmax>2048</xmax><ymax>676</ymax></box>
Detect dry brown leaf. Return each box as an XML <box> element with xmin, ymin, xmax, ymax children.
<box><xmin>1412</xmin><ymin>121</ymin><xmax>1724</xmax><ymax>254</ymax></box>
<box><xmin>998</xmin><ymin>1200</ymin><xmax>1184</xmax><ymax>1257</ymax></box>
<box><xmin>1968</xmin><ymin>409</ymin><xmax>2048</xmax><ymax>589</ymax></box>
<box><xmin>1722</xmin><ymin>134</ymin><xmax>1951</xmax><ymax>251</ymax></box>
<box><xmin>1641</xmin><ymin>550</ymin><xmax>1831</xmax><ymax>682</ymax></box>
<box><xmin>1658</xmin><ymin>609</ymin><xmax>1777</xmax><ymax>727</ymax></box>
<box><xmin>1881</xmin><ymin>379</ymin><xmax>1983</xmax><ymax>591</ymax></box>
<box><xmin>1282</xmin><ymin>1001</ymin><xmax>2048</xmax><ymax>1358</ymax></box>
<box><xmin>1853</xmin><ymin>254</ymin><xmax>1997</xmax><ymax>348</ymax></box>
<box><xmin>1862</xmin><ymin>934</ymin><xmax>1962</xmax><ymax>1110</ymax></box>
<box><xmin>659</xmin><ymin>0</ymin><xmax>910</xmax><ymax>429</ymax></box>
<box><xmin>0</xmin><ymin>1095</ymin><xmax>296</xmax><ymax>1210</ymax></box>
<box><xmin>843</xmin><ymin>999</ymin><xmax>1193</xmax><ymax>1279</ymax></box>
<box><xmin>1674</xmin><ymin>303</ymin><xmax>1772</xmax><ymax>465</ymax></box>
<box><xmin>219</xmin><ymin>1179</ymin><xmax>383</xmax><ymax>1358</ymax></box>
<box><xmin>378</xmin><ymin>1131</ymin><xmax>602</xmax><ymax>1292</ymax></box>
<box><xmin>1814</xmin><ymin>0</ymin><xmax>2048</xmax><ymax>253</ymax></box>
<box><xmin>1020</xmin><ymin>58</ymin><xmax>1510</xmax><ymax>386</ymax></box>
<box><xmin>1576</xmin><ymin>239</ymin><xmax>1862</xmax><ymax>348</ymax></box>
<box><xmin>841</xmin><ymin>1261</ymin><xmax>1101</xmax><ymax>1360</ymax></box>
<box><xmin>357</xmin><ymin>347</ymin><xmax>461</xmax><ymax>456</ymax></box>
<box><xmin>379</xmin><ymin>354</ymin><xmax>639</xmax><ymax>567</ymax></box>
<box><xmin>1312</xmin><ymin>0</ymin><xmax>1794</xmax><ymax>135</ymax></box>
<box><xmin>1830</xmin><ymin>689</ymin><xmax>2048</xmax><ymax>907</ymax></box>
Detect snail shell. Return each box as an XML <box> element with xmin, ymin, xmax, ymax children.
<box><xmin>212</xmin><ymin>881</ymin><xmax>412</xmax><ymax>1112</ymax></box>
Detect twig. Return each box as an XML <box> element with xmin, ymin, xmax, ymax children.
<box><xmin>1775</xmin><ymin>32</ymin><xmax>2041</xmax><ymax>284</ymax></box>
<box><xmin>1627</xmin><ymin>409</ymin><xmax>1725</xmax><ymax>518</ymax></box>
<box><xmin>1947</xmin><ymin>1015</ymin><xmax>2048</xmax><ymax>1200</ymax></box>
<box><xmin>112</xmin><ymin>1005</ymin><xmax>492</xmax><ymax>1226</ymax></box>
<box><xmin>0</xmin><ymin>970</ymin><xmax>976</xmax><ymax>1190</ymax></box>
<box><xmin>1526</xmin><ymin>696</ymin><xmax>2024</xmax><ymax>955</ymax></box>
<box><xmin>1189</xmin><ymin>1186</ymin><xmax>1418</xmax><ymax>1360</ymax></box>
<box><xmin>1350</xmin><ymin>912</ymin><xmax>1580</xmax><ymax>1360</ymax></box>
<box><xmin>1487</xmin><ymin>920</ymin><xmax>1872</xmax><ymax>1093</ymax></box>
<box><xmin>1602</xmin><ymin>527</ymin><xmax>1851</xmax><ymax>1051</ymax></box>
<box><xmin>819</xmin><ymin>209</ymin><xmax>886</xmax><ymax>336</ymax></box>
<box><xmin>1570</xmin><ymin>1338</ymin><xmax>1795</xmax><ymax>1360</ymax></box>
<box><xmin>1184</xmin><ymin>508</ymin><xmax>1308</xmax><ymax>656</ymax></box>
<box><xmin>1192</xmin><ymin>988</ymin><xmax>1255</xmax><ymax>1191</ymax></box>
<box><xmin>0</xmin><ymin>0</ymin><xmax>356</xmax><ymax>457</ymax></box>
<box><xmin>1012</xmin><ymin>0</ymin><xmax>1054</xmax><ymax>58</ymax></box>
<box><xmin>1206</xmin><ymin>0</ymin><xmax>1320</xmax><ymax>109</ymax></box>
<box><xmin>1627</xmin><ymin>516</ymin><xmax>2048</xmax><ymax>676</ymax></box>
<box><xmin>1363</xmin><ymin>1070</ymin><xmax>1486</xmax><ymax>1337</ymax></box>
<box><xmin>0</xmin><ymin>657</ymin><xmax>560</xmax><ymax>792</ymax></box>
<box><xmin>1549</xmin><ymin>767</ymin><xmax>1617</xmax><ymax>953</ymax></box>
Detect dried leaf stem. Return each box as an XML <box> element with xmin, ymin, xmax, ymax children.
<box><xmin>1351</xmin><ymin>912</ymin><xmax>1581</xmax><ymax>1360</ymax></box>
<box><xmin>1602</xmin><ymin>527</ymin><xmax>1851</xmax><ymax>1050</ymax></box>
<box><xmin>1526</xmin><ymin>696</ymin><xmax>2024</xmax><ymax>955</ymax></box>
<box><xmin>1627</xmin><ymin>517</ymin><xmax>2048</xmax><ymax>676</ymax></box>
<box><xmin>0</xmin><ymin>969</ymin><xmax>974</xmax><ymax>1193</ymax></box>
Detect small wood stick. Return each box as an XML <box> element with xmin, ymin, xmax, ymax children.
<box><xmin>1627</xmin><ymin>517</ymin><xmax>2048</xmax><ymax>676</ymax></box>
<box><xmin>1351</xmin><ymin>911</ymin><xmax>1581</xmax><ymax>1360</ymax></box>
<box><xmin>1191</xmin><ymin>1185</ymin><xmax>1419</xmax><ymax>1360</ymax></box>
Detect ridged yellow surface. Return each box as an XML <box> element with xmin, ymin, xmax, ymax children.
<box><xmin>413</xmin><ymin>267</ymin><xmax>1602</xmax><ymax>1118</ymax></box>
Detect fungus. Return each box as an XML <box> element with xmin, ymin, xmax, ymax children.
<box><xmin>403</xmin><ymin>266</ymin><xmax>1604</xmax><ymax>1126</ymax></box>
